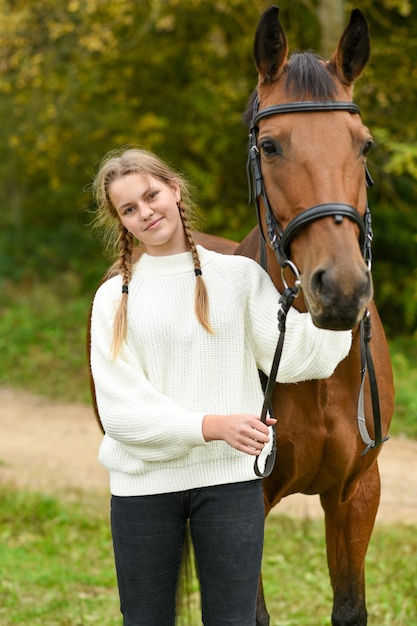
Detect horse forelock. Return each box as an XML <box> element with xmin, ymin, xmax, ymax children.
<box><xmin>242</xmin><ymin>52</ymin><xmax>339</xmax><ymax>127</ymax></box>
<box><xmin>284</xmin><ymin>52</ymin><xmax>338</xmax><ymax>100</ymax></box>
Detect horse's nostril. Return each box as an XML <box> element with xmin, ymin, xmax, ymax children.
<box><xmin>311</xmin><ymin>269</ymin><xmax>328</xmax><ymax>297</ymax></box>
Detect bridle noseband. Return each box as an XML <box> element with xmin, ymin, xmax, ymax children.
<box><xmin>247</xmin><ymin>96</ymin><xmax>388</xmax><ymax>478</ymax></box>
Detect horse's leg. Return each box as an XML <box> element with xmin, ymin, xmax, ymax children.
<box><xmin>321</xmin><ymin>462</ymin><xmax>381</xmax><ymax>626</ymax></box>
<box><xmin>256</xmin><ymin>571</ymin><xmax>270</xmax><ymax>626</ymax></box>
<box><xmin>256</xmin><ymin>503</ymin><xmax>272</xmax><ymax>626</ymax></box>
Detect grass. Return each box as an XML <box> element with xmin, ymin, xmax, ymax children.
<box><xmin>262</xmin><ymin>515</ymin><xmax>417</xmax><ymax>626</ymax></box>
<box><xmin>0</xmin><ymin>489</ymin><xmax>118</xmax><ymax>626</ymax></box>
<box><xmin>0</xmin><ymin>486</ymin><xmax>415</xmax><ymax>625</ymax></box>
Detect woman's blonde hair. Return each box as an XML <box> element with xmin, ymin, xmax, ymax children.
<box><xmin>91</xmin><ymin>147</ymin><xmax>213</xmax><ymax>359</ymax></box>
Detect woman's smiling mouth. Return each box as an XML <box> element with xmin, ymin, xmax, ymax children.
<box><xmin>145</xmin><ymin>217</ymin><xmax>163</xmax><ymax>230</ymax></box>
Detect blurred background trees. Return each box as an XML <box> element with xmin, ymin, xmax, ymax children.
<box><xmin>1</xmin><ymin>0</ymin><xmax>416</xmax><ymax>340</ymax></box>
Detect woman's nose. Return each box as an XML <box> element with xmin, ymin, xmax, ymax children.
<box><xmin>139</xmin><ymin>202</ymin><xmax>154</xmax><ymax>220</ymax></box>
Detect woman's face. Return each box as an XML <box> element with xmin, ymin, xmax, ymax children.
<box><xmin>109</xmin><ymin>173</ymin><xmax>188</xmax><ymax>256</ymax></box>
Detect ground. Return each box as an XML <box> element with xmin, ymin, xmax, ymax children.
<box><xmin>0</xmin><ymin>387</ymin><xmax>416</xmax><ymax>524</ymax></box>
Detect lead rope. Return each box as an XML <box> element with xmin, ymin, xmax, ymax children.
<box><xmin>254</xmin><ymin>282</ymin><xmax>299</xmax><ymax>478</ymax></box>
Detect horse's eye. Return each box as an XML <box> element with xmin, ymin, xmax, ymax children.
<box><xmin>362</xmin><ymin>140</ymin><xmax>374</xmax><ymax>157</ymax></box>
<box><xmin>259</xmin><ymin>140</ymin><xmax>282</xmax><ymax>157</ymax></box>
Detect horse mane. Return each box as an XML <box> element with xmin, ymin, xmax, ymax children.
<box><xmin>242</xmin><ymin>52</ymin><xmax>338</xmax><ymax>126</ymax></box>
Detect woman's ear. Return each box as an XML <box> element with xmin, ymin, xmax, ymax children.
<box><xmin>170</xmin><ymin>181</ymin><xmax>181</xmax><ymax>203</ymax></box>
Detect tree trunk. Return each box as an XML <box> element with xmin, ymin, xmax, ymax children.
<box><xmin>317</xmin><ymin>0</ymin><xmax>345</xmax><ymax>58</ymax></box>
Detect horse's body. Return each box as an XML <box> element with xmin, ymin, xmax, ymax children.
<box><xmin>238</xmin><ymin>7</ymin><xmax>394</xmax><ymax>626</ymax></box>
<box><xmin>131</xmin><ymin>232</ymin><xmax>238</xmax><ymax>263</ymax></box>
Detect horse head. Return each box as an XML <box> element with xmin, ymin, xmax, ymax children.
<box><xmin>248</xmin><ymin>6</ymin><xmax>373</xmax><ymax>330</ymax></box>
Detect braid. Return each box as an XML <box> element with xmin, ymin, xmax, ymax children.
<box><xmin>91</xmin><ymin>147</ymin><xmax>215</xmax><ymax>357</ymax></box>
<box><xmin>178</xmin><ymin>202</ymin><xmax>214</xmax><ymax>335</ymax></box>
<box><xmin>111</xmin><ymin>226</ymin><xmax>134</xmax><ymax>359</ymax></box>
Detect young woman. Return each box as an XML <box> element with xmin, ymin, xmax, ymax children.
<box><xmin>89</xmin><ymin>147</ymin><xmax>351</xmax><ymax>626</ymax></box>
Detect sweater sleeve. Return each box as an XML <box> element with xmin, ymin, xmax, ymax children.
<box><xmin>90</xmin><ymin>285</ymin><xmax>207</xmax><ymax>462</ymax></box>
<box><xmin>245</xmin><ymin>262</ymin><xmax>352</xmax><ymax>383</ymax></box>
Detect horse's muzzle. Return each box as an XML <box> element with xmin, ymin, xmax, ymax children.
<box><xmin>304</xmin><ymin>265</ymin><xmax>373</xmax><ymax>330</ymax></box>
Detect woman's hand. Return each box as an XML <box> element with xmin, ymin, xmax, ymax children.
<box><xmin>202</xmin><ymin>413</ymin><xmax>277</xmax><ymax>456</ymax></box>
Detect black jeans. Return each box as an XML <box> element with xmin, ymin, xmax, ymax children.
<box><xmin>111</xmin><ymin>479</ymin><xmax>265</xmax><ymax>626</ymax></box>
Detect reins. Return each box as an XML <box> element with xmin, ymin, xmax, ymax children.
<box><xmin>247</xmin><ymin>96</ymin><xmax>388</xmax><ymax>478</ymax></box>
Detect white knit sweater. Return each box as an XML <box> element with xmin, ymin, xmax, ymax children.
<box><xmin>90</xmin><ymin>246</ymin><xmax>351</xmax><ymax>496</ymax></box>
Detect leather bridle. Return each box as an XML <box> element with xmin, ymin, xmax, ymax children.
<box><xmin>246</xmin><ymin>96</ymin><xmax>388</xmax><ymax>478</ymax></box>
<box><xmin>247</xmin><ymin>97</ymin><xmax>373</xmax><ymax>269</ymax></box>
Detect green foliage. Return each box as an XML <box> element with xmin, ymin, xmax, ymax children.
<box><xmin>1</xmin><ymin>0</ymin><xmax>416</xmax><ymax>332</ymax></box>
<box><xmin>389</xmin><ymin>337</ymin><xmax>417</xmax><ymax>438</ymax></box>
<box><xmin>346</xmin><ymin>0</ymin><xmax>417</xmax><ymax>333</ymax></box>
<box><xmin>0</xmin><ymin>277</ymin><xmax>93</xmax><ymax>403</ymax></box>
<box><xmin>0</xmin><ymin>486</ymin><xmax>416</xmax><ymax>625</ymax></box>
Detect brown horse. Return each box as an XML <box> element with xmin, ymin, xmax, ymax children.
<box><xmin>238</xmin><ymin>7</ymin><xmax>394</xmax><ymax>626</ymax></box>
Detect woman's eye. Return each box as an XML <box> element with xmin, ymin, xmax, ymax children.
<box><xmin>259</xmin><ymin>140</ymin><xmax>282</xmax><ymax>157</ymax></box>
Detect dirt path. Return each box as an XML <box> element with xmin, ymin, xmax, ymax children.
<box><xmin>0</xmin><ymin>387</ymin><xmax>415</xmax><ymax>524</ymax></box>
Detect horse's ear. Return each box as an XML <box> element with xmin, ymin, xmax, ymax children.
<box><xmin>254</xmin><ymin>5</ymin><xmax>288</xmax><ymax>84</ymax></box>
<box><xmin>328</xmin><ymin>9</ymin><xmax>370</xmax><ymax>84</ymax></box>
